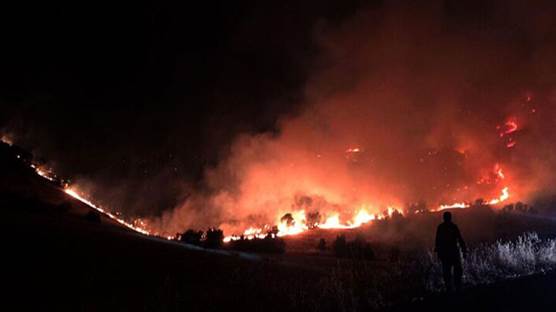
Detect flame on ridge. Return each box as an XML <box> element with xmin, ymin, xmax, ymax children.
<box><xmin>225</xmin><ymin>186</ymin><xmax>511</xmax><ymax>242</ymax></box>
<box><xmin>18</xmin><ymin>138</ymin><xmax>513</xmax><ymax>244</ymax></box>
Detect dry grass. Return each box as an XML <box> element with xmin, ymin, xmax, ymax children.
<box><xmin>311</xmin><ymin>232</ymin><xmax>556</xmax><ymax>311</ymax></box>
<box><xmin>425</xmin><ymin>232</ymin><xmax>556</xmax><ymax>291</ymax></box>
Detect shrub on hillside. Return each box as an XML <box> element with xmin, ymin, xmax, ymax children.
<box><xmin>205</xmin><ymin>228</ymin><xmax>224</xmax><ymax>249</ymax></box>
<box><xmin>179</xmin><ymin>229</ymin><xmax>203</xmax><ymax>246</ymax></box>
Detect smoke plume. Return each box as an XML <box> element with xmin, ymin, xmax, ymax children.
<box><xmin>150</xmin><ymin>1</ymin><xmax>556</xmax><ymax>235</ymax></box>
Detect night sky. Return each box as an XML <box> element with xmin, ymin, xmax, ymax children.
<box><xmin>1</xmin><ymin>1</ymin><xmax>366</xmax><ymax>212</ymax></box>
<box><xmin>1</xmin><ymin>1</ymin><xmax>359</xmax><ymax>167</ymax></box>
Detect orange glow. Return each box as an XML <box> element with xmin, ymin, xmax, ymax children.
<box><xmin>488</xmin><ymin>186</ymin><xmax>510</xmax><ymax>205</ymax></box>
<box><xmin>19</xmin><ymin>134</ymin><xmax>516</xmax><ymax>245</ymax></box>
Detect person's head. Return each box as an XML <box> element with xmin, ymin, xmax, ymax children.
<box><xmin>443</xmin><ymin>211</ymin><xmax>452</xmax><ymax>223</ymax></box>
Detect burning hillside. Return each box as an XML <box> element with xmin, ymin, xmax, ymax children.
<box><xmin>148</xmin><ymin>5</ymin><xmax>556</xmax><ymax>239</ymax></box>
<box><xmin>1</xmin><ymin>128</ymin><xmax>514</xmax><ymax>244</ymax></box>
<box><xmin>3</xmin><ymin>2</ymin><xmax>556</xmax><ymax>246</ymax></box>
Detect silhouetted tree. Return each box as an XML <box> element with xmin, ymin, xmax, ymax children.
<box><xmin>280</xmin><ymin>213</ymin><xmax>294</xmax><ymax>226</ymax></box>
<box><xmin>306</xmin><ymin>211</ymin><xmax>321</xmax><ymax>229</ymax></box>
<box><xmin>391</xmin><ymin>209</ymin><xmax>403</xmax><ymax>220</ymax></box>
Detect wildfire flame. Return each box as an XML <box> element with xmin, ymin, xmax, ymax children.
<box><xmin>25</xmin><ymin>146</ymin><xmax>513</xmax><ymax>244</ymax></box>
<box><xmin>64</xmin><ymin>187</ymin><xmax>152</xmax><ymax>236</ymax></box>
<box><xmin>498</xmin><ymin>118</ymin><xmax>520</xmax><ymax>149</ymax></box>
<box><xmin>26</xmin><ymin>147</ymin><xmax>511</xmax><ymax>243</ymax></box>
<box><xmin>503</xmin><ymin>119</ymin><xmax>518</xmax><ymax>136</ymax></box>
<box><xmin>437</xmin><ymin>202</ymin><xmax>468</xmax><ymax>210</ymax></box>
<box><xmin>12</xmin><ymin>115</ymin><xmax>516</xmax><ymax>245</ymax></box>
<box><xmin>345</xmin><ymin>147</ymin><xmax>361</xmax><ymax>153</ymax></box>
<box><xmin>223</xmin><ymin>184</ymin><xmax>513</xmax><ymax>241</ymax></box>
<box><xmin>30</xmin><ymin>164</ymin><xmax>57</xmax><ymax>182</ymax></box>
<box><xmin>23</xmin><ymin>147</ymin><xmax>514</xmax><ymax>244</ymax></box>
<box><xmin>487</xmin><ymin>186</ymin><xmax>510</xmax><ymax>205</ymax></box>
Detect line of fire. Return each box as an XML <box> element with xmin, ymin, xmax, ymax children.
<box><xmin>0</xmin><ymin>114</ymin><xmax>519</xmax><ymax>243</ymax></box>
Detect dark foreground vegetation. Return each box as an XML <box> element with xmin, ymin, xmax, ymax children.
<box><xmin>227</xmin><ymin>235</ymin><xmax>287</xmax><ymax>254</ymax></box>
<box><xmin>176</xmin><ymin>227</ymin><xmax>286</xmax><ymax>254</ymax></box>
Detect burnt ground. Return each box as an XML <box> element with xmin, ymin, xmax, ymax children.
<box><xmin>2</xmin><ymin>143</ymin><xmax>556</xmax><ymax>311</ymax></box>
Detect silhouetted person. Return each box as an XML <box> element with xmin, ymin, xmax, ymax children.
<box><xmin>435</xmin><ymin>211</ymin><xmax>467</xmax><ymax>292</ymax></box>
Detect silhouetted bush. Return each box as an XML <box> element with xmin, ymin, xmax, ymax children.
<box><xmin>179</xmin><ymin>229</ymin><xmax>203</xmax><ymax>246</ymax></box>
<box><xmin>205</xmin><ymin>228</ymin><xmax>224</xmax><ymax>249</ymax></box>
<box><xmin>502</xmin><ymin>202</ymin><xmax>538</xmax><ymax>215</ymax></box>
